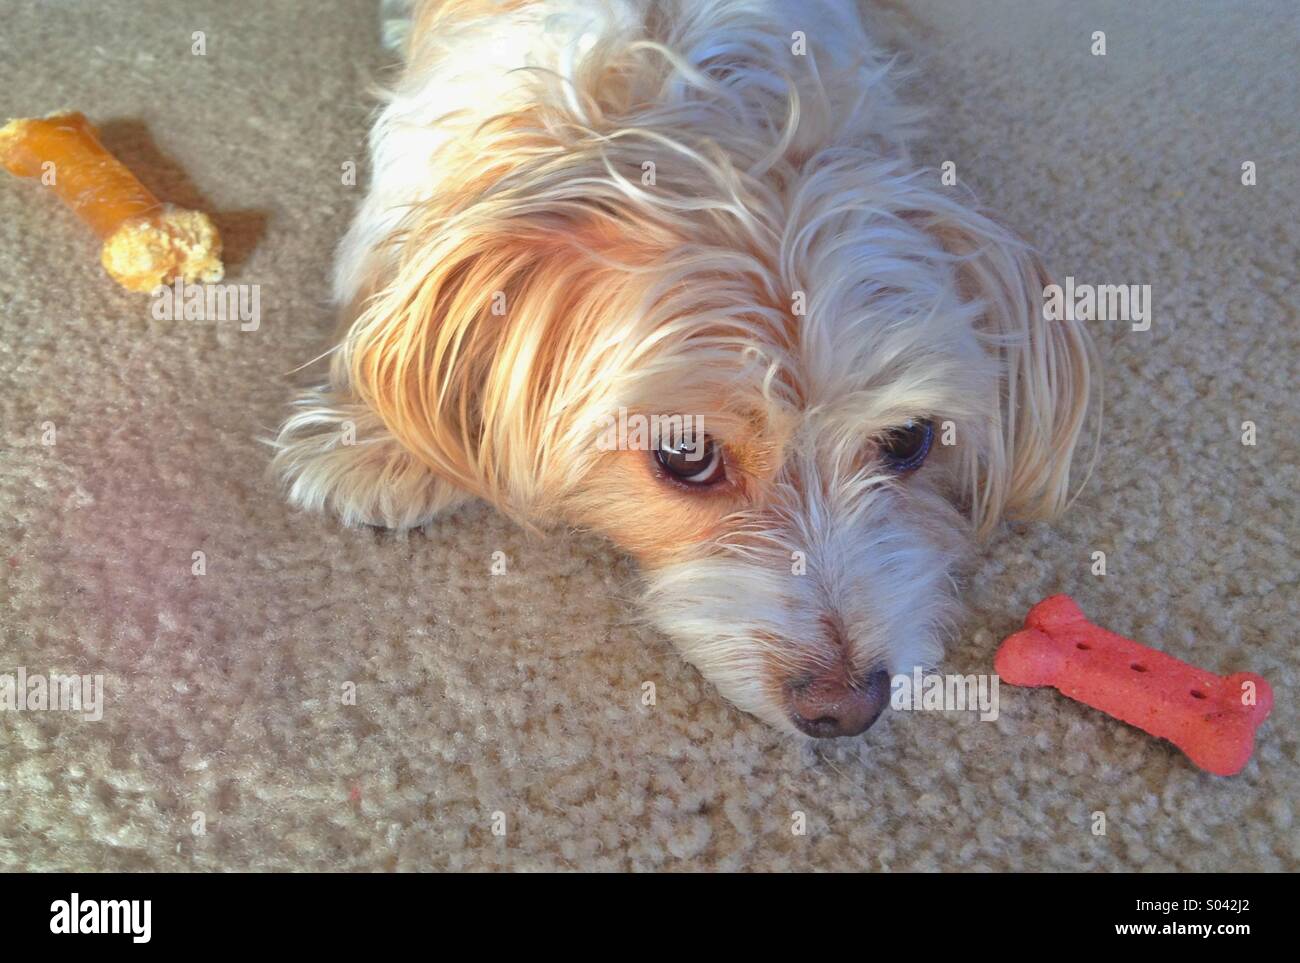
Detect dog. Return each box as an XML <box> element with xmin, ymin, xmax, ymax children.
<box><xmin>273</xmin><ymin>0</ymin><xmax>1095</xmax><ymax>738</ymax></box>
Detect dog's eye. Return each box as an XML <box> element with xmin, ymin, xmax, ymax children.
<box><xmin>880</xmin><ymin>419</ymin><xmax>934</xmax><ymax>472</ymax></box>
<box><xmin>655</xmin><ymin>434</ymin><xmax>726</xmax><ymax>486</ymax></box>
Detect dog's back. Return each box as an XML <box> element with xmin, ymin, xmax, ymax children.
<box><xmin>338</xmin><ymin>0</ymin><xmax>913</xmax><ymax>305</ymax></box>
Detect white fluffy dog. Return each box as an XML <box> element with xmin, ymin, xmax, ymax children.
<box><xmin>274</xmin><ymin>0</ymin><xmax>1095</xmax><ymax>738</ymax></box>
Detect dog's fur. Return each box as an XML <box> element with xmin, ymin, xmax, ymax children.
<box><xmin>273</xmin><ymin>0</ymin><xmax>1095</xmax><ymax>735</ymax></box>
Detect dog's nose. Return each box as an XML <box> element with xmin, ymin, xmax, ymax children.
<box><xmin>787</xmin><ymin>669</ymin><xmax>891</xmax><ymax>738</ymax></box>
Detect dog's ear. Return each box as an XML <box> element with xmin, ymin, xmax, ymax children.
<box><xmin>273</xmin><ymin>199</ymin><xmax>638</xmax><ymax>529</ymax></box>
<box><xmin>919</xmin><ymin>202</ymin><xmax>1098</xmax><ymax>536</ymax></box>
<box><xmin>271</xmin><ymin>382</ymin><xmax>471</xmax><ymax>529</ymax></box>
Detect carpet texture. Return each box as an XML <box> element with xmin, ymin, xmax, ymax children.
<box><xmin>0</xmin><ymin>0</ymin><xmax>1295</xmax><ymax>871</ymax></box>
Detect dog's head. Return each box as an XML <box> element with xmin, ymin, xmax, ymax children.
<box><xmin>276</xmin><ymin>37</ymin><xmax>1094</xmax><ymax>737</ymax></box>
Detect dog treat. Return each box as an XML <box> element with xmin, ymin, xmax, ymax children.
<box><xmin>996</xmin><ymin>595</ymin><xmax>1272</xmax><ymax>776</ymax></box>
<box><xmin>0</xmin><ymin>111</ymin><xmax>223</xmax><ymax>292</ymax></box>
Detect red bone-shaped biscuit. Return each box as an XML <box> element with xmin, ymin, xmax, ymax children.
<box><xmin>996</xmin><ymin>595</ymin><xmax>1272</xmax><ymax>776</ymax></box>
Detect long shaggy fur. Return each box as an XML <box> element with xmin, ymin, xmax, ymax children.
<box><xmin>272</xmin><ymin>0</ymin><xmax>1096</xmax><ymax>734</ymax></box>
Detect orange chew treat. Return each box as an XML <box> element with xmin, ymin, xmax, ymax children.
<box><xmin>0</xmin><ymin>111</ymin><xmax>223</xmax><ymax>292</ymax></box>
<box><xmin>995</xmin><ymin>595</ymin><xmax>1272</xmax><ymax>776</ymax></box>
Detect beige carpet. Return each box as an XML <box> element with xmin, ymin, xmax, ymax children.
<box><xmin>0</xmin><ymin>0</ymin><xmax>1295</xmax><ymax>871</ymax></box>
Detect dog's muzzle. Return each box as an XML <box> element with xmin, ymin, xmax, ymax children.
<box><xmin>786</xmin><ymin>668</ymin><xmax>891</xmax><ymax>738</ymax></box>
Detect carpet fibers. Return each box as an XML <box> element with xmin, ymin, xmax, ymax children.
<box><xmin>0</xmin><ymin>0</ymin><xmax>1295</xmax><ymax>871</ymax></box>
